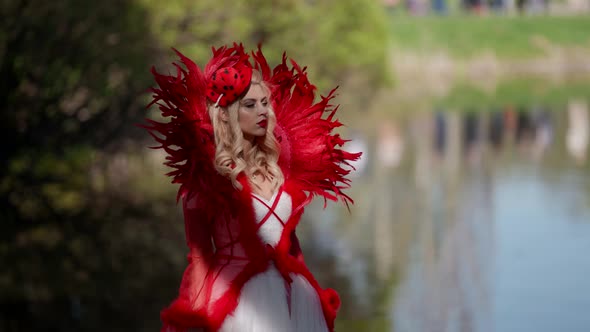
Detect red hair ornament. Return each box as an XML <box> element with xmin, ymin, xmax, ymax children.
<box><xmin>206</xmin><ymin>65</ymin><xmax>252</xmax><ymax>107</ymax></box>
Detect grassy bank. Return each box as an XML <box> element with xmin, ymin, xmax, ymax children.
<box><xmin>363</xmin><ymin>76</ymin><xmax>590</xmax><ymax>118</ymax></box>
<box><xmin>389</xmin><ymin>15</ymin><xmax>590</xmax><ymax>59</ymax></box>
<box><xmin>434</xmin><ymin>78</ymin><xmax>590</xmax><ymax>109</ymax></box>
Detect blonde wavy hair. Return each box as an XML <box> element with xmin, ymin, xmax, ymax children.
<box><xmin>208</xmin><ymin>70</ymin><xmax>284</xmax><ymax>191</ymax></box>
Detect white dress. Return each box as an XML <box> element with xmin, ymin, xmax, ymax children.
<box><xmin>218</xmin><ymin>190</ymin><xmax>329</xmax><ymax>332</ymax></box>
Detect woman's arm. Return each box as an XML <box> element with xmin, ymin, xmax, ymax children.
<box><xmin>159</xmin><ymin>195</ymin><xmax>215</xmax><ymax>330</ymax></box>
<box><xmin>183</xmin><ymin>195</ymin><xmax>215</xmax><ymax>259</ymax></box>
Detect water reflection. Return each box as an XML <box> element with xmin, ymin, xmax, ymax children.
<box><xmin>300</xmin><ymin>100</ymin><xmax>590</xmax><ymax>332</ymax></box>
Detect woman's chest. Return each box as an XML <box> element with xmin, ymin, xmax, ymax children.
<box><xmin>251</xmin><ymin>189</ymin><xmax>292</xmax><ymax>247</ymax></box>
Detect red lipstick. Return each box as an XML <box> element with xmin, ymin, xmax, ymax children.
<box><xmin>257</xmin><ymin>119</ymin><xmax>267</xmax><ymax>128</ymax></box>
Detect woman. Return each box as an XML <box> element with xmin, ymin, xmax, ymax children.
<box><xmin>145</xmin><ymin>43</ymin><xmax>359</xmax><ymax>332</ymax></box>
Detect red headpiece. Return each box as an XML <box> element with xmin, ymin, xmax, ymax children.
<box><xmin>206</xmin><ymin>65</ymin><xmax>252</xmax><ymax>107</ymax></box>
<box><xmin>204</xmin><ymin>44</ymin><xmax>253</xmax><ymax>107</ymax></box>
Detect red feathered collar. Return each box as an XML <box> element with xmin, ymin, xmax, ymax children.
<box><xmin>143</xmin><ymin>43</ymin><xmax>361</xmax><ymax>208</ymax></box>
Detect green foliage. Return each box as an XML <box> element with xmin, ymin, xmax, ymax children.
<box><xmin>138</xmin><ymin>0</ymin><xmax>390</xmax><ymax>96</ymax></box>
<box><xmin>303</xmin><ymin>0</ymin><xmax>391</xmax><ymax>94</ymax></box>
<box><xmin>0</xmin><ymin>0</ymin><xmax>180</xmax><ymax>330</ymax></box>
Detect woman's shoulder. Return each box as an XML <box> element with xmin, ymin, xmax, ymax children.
<box><xmin>182</xmin><ymin>173</ymin><xmax>241</xmax><ymax>209</ymax></box>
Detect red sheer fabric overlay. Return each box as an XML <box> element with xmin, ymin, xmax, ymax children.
<box><xmin>161</xmin><ymin>190</ymin><xmax>256</xmax><ymax>331</ymax></box>
<box><xmin>160</xmin><ymin>182</ymin><xmax>340</xmax><ymax>332</ymax></box>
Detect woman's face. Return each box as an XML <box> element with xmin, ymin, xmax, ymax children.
<box><xmin>238</xmin><ymin>84</ymin><xmax>269</xmax><ymax>142</ymax></box>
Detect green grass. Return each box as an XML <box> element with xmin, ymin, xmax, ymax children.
<box><xmin>432</xmin><ymin>78</ymin><xmax>590</xmax><ymax>109</ymax></box>
<box><xmin>389</xmin><ymin>15</ymin><xmax>590</xmax><ymax>58</ymax></box>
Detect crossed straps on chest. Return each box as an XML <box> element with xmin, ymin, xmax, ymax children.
<box><xmin>251</xmin><ymin>186</ymin><xmax>286</xmax><ymax>232</ymax></box>
<box><xmin>251</xmin><ymin>187</ymin><xmax>296</xmax><ymax>283</ymax></box>
<box><xmin>252</xmin><ymin>186</ymin><xmax>295</xmax><ymax>312</ymax></box>
<box><xmin>214</xmin><ymin>186</ymin><xmax>288</xmax><ymax>261</ymax></box>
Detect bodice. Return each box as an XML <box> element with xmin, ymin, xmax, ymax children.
<box><xmin>252</xmin><ymin>188</ymin><xmax>292</xmax><ymax>247</ymax></box>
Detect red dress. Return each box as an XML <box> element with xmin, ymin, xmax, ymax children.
<box><xmin>160</xmin><ymin>178</ymin><xmax>340</xmax><ymax>332</ymax></box>
<box><xmin>144</xmin><ymin>44</ymin><xmax>360</xmax><ymax>332</ymax></box>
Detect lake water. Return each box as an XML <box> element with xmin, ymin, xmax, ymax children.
<box><xmin>298</xmin><ymin>96</ymin><xmax>590</xmax><ymax>332</ymax></box>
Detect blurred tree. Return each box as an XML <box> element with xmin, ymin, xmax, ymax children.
<box><xmin>1</xmin><ymin>0</ymin><xmax>390</xmax><ymax>331</ymax></box>
<box><xmin>1</xmin><ymin>1</ymin><xmax>181</xmax><ymax>331</ymax></box>
<box><xmin>301</xmin><ymin>0</ymin><xmax>390</xmax><ymax>106</ymax></box>
<box><xmin>138</xmin><ymin>0</ymin><xmax>390</xmax><ymax>105</ymax></box>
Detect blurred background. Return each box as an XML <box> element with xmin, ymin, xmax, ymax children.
<box><xmin>2</xmin><ymin>0</ymin><xmax>590</xmax><ymax>331</ymax></box>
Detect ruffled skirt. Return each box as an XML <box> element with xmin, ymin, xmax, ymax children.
<box><xmin>218</xmin><ymin>264</ymin><xmax>328</xmax><ymax>332</ymax></box>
